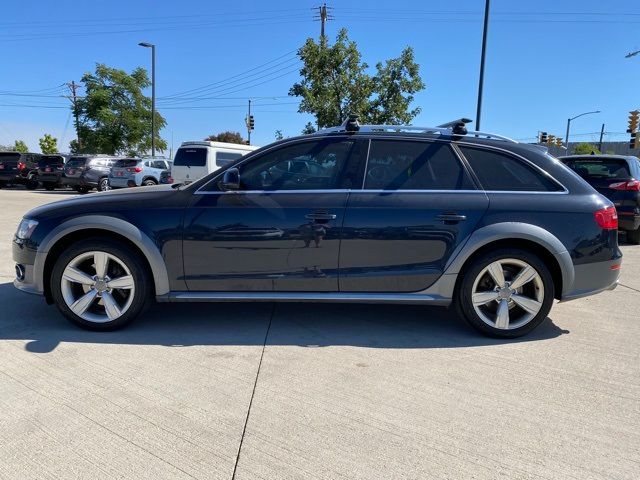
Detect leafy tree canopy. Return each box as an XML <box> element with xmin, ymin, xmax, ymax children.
<box><xmin>39</xmin><ymin>134</ymin><xmax>58</xmax><ymax>154</ymax></box>
<box><xmin>290</xmin><ymin>29</ymin><xmax>425</xmax><ymax>129</ymax></box>
<box><xmin>205</xmin><ymin>131</ymin><xmax>246</xmax><ymax>144</ymax></box>
<box><xmin>13</xmin><ymin>140</ymin><xmax>28</xmax><ymax>153</ymax></box>
<box><xmin>72</xmin><ymin>63</ymin><xmax>166</xmax><ymax>156</ymax></box>
<box><xmin>573</xmin><ymin>143</ymin><xmax>600</xmax><ymax>155</ymax></box>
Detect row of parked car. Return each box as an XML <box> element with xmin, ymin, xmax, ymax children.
<box><xmin>0</xmin><ymin>141</ymin><xmax>259</xmax><ymax>193</ymax></box>
<box><xmin>0</xmin><ymin>152</ymin><xmax>173</xmax><ymax>193</ymax></box>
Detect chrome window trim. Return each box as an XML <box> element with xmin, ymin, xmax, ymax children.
<box><xmin>194</xmin><ymin>188</ymin><xmax>567</xmax><ymax>195</ymax></box>
<box><xmin>454</xmin><ymin>141</ymin><xmax>569</xmax><ymax>193</ymax></box>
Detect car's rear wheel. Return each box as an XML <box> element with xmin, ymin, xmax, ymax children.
<box><xmin>75</xmin><ymin>186</ymin><xmax>89</xmax><ymax>194</ymax></box>
<box><xmin>0</xmin><ymin>181</ymin><xmax>6</xmax><ymax>189</ymax></box>
<box><xmin>26</xmin><ymin>175</ymin><xmax>39</xmax><ymax>190</ymax></box>
<box><xmin>98</xmin><ymin>177</ymin><xmax>110</xmax><ymax>192</ymax></box>
<box><xmin>142</xmin><ymin>178</ymin><xmax>157</xmax><ymax>186</ymax></box>
<box><xmin>44</xmin><ymin>183</ymin><xmax>55</xmax><ymax>191</ymax></box>
<box><xmin>457</xmin><ymin>248</ymin><xmax>554</xmax><ymax>338</ymax></box>
<box><xmin>626</xmin><ymin>227</ymin><xmax>640</xmax><ymax>245</ymax></box>
<box><xmin>50</xmin><ymin>239</ymin><xmax>152</xmax><ymax>330</ymax></box>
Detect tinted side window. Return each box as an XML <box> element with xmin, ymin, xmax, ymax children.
<box><xmin>239</xmin><ymin>140</ymin><xmax>356</xmax><ymax>191</ymax></box>
<box><xmin>364</xmin><ymin>140</ymin><xmax>474</xmax><ymax>190</ymax></box>
<box><xmin>174</xmin><ymin>148</ymin><xmax>207</xmax><ymax>167</ymax></box>
<box><xmin>460</xmin><ymin>147</ymin><xmax>563</xmax><ymax>192</ymax></box>
<box><xmin>216</xmin><ymin>151</ymin><xmax>243</xmax><ymax>167</ymax></box>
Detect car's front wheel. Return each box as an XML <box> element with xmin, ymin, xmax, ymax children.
<box><xmin>457</xmin><ymin>248</ymin><xmax>554</xmax><ymax>338</ymax></box>
<box><xmin>98</xmin><ymin>177</ymin><xmax>110</xmax><ymax>192</ymax></box>
<box><xmin>50</xmin><ymin>239</ymin><xmax>152</xmax><ymax>330</ymax></box>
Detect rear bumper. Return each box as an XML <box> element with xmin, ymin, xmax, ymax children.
<box><xmin>560</xmin><ymin>258</ymin><xmax>621</xmax><ymax>302</ymax></box>
<box><xmin>62</xmin><ymin>176</ymin><xmax>96</xmax><ymax>188</ymax></box>
<box><xmin>0</xmin><ymin>172</ymin><xmax>25</xmax><ymax>183</ymax></box>
<box><xmin>619</xmin><ymin>216</ymin><xmax>640</xmax><ymax>232</ymax></box>
<box><xmin>39</xmin><ymin>173</ymin><xmax>63</xmax><ymax>184</ymax></box>
<box><xmin>109</xmin><ymin>176</ymin><xmax>136</xmax><ymax>188</ymax></box>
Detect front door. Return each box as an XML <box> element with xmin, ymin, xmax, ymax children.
<box><xmin>182</xmin><ymin>137</ymin><xmax>366</xmax><ymax>292</ymax></box>
<box><xmin>339</xmin><ymin>138</ymin><xmax>489</xmax><ymax>292</ymax></box>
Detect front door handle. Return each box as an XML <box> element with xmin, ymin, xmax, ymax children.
<box><xmin>305</xmin><ymin>212</ymin><xmax>337</xmax><ymax>221</ymax></box>
<box><xmin>436</xmin><ymin>213</ymin><xmax>467</xmax><ymax>223</ymax></box>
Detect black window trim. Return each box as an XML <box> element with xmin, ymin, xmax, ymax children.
<box><xmin>455</xmin><ymin>142</ymin><xmax>568</xmax><ymax>194</ymax></box>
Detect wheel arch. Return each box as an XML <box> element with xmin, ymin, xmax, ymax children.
<box><xmin>35</xmin><ymin>216</ymin><xmax>170</xmax><ymax>302</ymax></box>
<box><xmin>445</xmin><ymin>223</ymin><xmax>574</xmax><ymax>300</ymax></box>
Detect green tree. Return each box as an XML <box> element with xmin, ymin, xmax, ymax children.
<box><xmin>72</xmin><ymin>63</ymin><xmax>166</xmax><ymax>155</ymax></box>
<box><xmin>13</xmin><ymin>140</ymin><xmax>28</xmax><ymax>153</ymax></box>
<box><xmin>573</xmin><ymin>143</ymin><xmax>600</xmax><ymax>155</ymax></box>
<box><xmin>39</xmin><ymin>133</ymin><xmax>58</xmax><ymax>154</ymax></box>
<box><xmin>290</xmin><ymin>29</ymin><xmax>425</xmax><ymax>128</ymax></box>
<box><xmin>205</xmin><ymin>131</ymin><xmax>246</xmax><ymax>144</ymax></box>
<box><xmin>301</xmin><ymin>122</ymin><xmax>316</xmax><ymax>135</ymax></box>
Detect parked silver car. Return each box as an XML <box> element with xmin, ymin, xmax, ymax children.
<box><xmin>108</xmin><ymin>159</ymin><xmax>172</xmax><ymax>188</ymax></box>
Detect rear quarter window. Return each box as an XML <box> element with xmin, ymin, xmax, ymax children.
<box><xmin>174</xmin><ymin>148</ymin><xmax>207</xmax><ymax>167</ymax></box>
<box><xmin>459</xmin><ymin>146</ymin><xmax>563</xmax><ymax>192</ymax></box>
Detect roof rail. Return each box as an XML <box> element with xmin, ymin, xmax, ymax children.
<box><xmin>316</xmin><ymin>117</ymin><xmax>517</xmax><ymax>143</ymax></box>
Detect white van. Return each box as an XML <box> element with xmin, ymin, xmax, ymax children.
<box><xmin>172</xmin><ymin>141</ymin><xmax>258</xmax><ymax>184</ymax></box>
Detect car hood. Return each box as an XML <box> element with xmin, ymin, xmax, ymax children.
<box><xmin>25</xmin><ymin>184</ymin><xmax>181</xmax><ymax>219</ymax></box>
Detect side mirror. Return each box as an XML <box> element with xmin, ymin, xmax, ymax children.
<box><xmin>219</xmin><ymin>167</ymin><xmax>240</xmax><ymax>190</ymax></box>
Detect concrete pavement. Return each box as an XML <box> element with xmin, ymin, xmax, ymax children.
<box><xmin>0</xmin><ymin>188</ymin><xmax>638</xmax><ymax>479</ymax></box>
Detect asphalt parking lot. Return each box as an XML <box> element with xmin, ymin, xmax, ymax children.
<box><xmin>0</xmin><ymin>187</ymin><xmax>638</xmax><ymax>480</ymax></box>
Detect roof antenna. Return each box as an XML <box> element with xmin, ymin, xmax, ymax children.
<box><xmin>437</xmin><ymin>118</ymin><xmax>473</xmax><ymax>135</ymax></box>
<box><xmin>342</xmin><ymin>114</ymin><xmax>360</xmax><ymax>133</ymax></box>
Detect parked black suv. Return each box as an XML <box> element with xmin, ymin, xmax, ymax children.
<box><xmin>0</xmin><ymin>152</ymin><xmax>41</xmax><ymax>189</ymax></box>
<box><xmin>37</xmin><ymin>154</ymin><xmax>68</xmax><ymax>191</ymax></box>
<box><xmin>62</xmin><ymin>155</ymin><xmax>122</xmax><ymax>193</ymax></box>
<box><xmin>559</xmin><ymin>155</ymin><xmax>640</xmax><ymax>244</ymax></box>
<box><xmin>13</xmin><ymin>118</ymin><xmax>622</xmax><ymax>338</ymax></box>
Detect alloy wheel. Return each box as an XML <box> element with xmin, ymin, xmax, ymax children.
<box><xmin>60</xmin><ymin>251</ymin><xmax>135</xmax><ymax>323</ymax></box>
<box><xmin>471</xmin><ymin>258</ymin><xmax>544</xmax><ymax>330</ymax></box>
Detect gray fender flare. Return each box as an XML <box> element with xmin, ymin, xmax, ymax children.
<box><xmin>442</xmin><ymin>222</ymin><xmax>574</xmax><ymax>296</ymax></box>
<box><xmin>34</xmin><ymin>215</ymin><xmax>170</xmax><ymax>296</ymax></box>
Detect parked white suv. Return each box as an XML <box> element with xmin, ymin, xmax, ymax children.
<box><xmin>172</xmin><ymin>141</ymin><xmax>257</xmax><ymax>184</ymax></box>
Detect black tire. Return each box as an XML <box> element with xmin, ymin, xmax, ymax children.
<box><xmin>26</xmin><ymin>177</ymin><xmax>39</xmax><ymax>190</ymax></box>
<box><xmin>626</xmin><ymin>227</ymin><xmax>640</xmax><ymax>245</ymax></box>
<box><xmin>142</xmin><ymin>178</ymin><xmax>157</xmax><ymax>187</ymax></box>
<box><xmin>456</xmin><ymin>248</ymin><xmax>554</xmax><ymax>338</ymax></box>
<box><xmin>0</xmin><ymin>181</ymin><xmax>6</xmax><ymax>189</ymax></box>
<box><xmin>50</xmin><ymin>238</ymin><xmax>152</xmax><ymax>331</ymax></box>
<box><xmin>98</xmin><ymin>177</ymin><xmax>110</xmax><ymax>192</ymax></box>
<box><xmin>75</xmin><ymin>186</ymin><xmax>89</xmax><ymax>194</ymax></box>
<box><xmin>44</xmin><ymin>183</ymin><xmax>55</xmax><ymax>191</ymax></box>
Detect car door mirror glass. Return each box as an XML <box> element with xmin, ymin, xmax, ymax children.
<box><xmin>219</xmin><ymin>168</ymin><xmax>240</xmax><ymax>190</ymax></box>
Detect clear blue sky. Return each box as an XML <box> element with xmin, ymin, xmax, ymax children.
<box><xmin>1</xmin><ymin>0</ymin><xmax>639</xmax><ymax>154</ymax></box>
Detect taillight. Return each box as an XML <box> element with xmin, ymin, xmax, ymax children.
<box><xmin>127</xmin><ymin>167</ymin><xmax>143</xmax><ymax>173</ymax></box>
<box><xmin>17</xmin><ymin>162</ymin><xmax>26</xmax><ymax>170</ymax></box>
<box><xmin>167</xmin><ymin>176</ymin><xmax>174</xmax><ymax>184</ymax></box>
<box><xmin>594</xmin><ymin>206</ymin><xmax>618</xmax><ymax>230</ymax></box>
<box><xmin>609</xmin><ymin>179</ymin><xmax>640</xmax><ymax>191</ymax></box>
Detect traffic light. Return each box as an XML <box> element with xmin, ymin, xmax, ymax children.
<box><xmin>547</xmin><ymin>134</ymin><xmax>556</xmax><ymax>146</ymax></box>
<box><xmin>248</xmin><ymin>115</ymin><xmax>255</xmax><ymax>131</ymax></box>
<box><xmin>555</xmin><ymin>137</ymin><xmax>563</xmax><ymax>147</ymax></box>
<box><xmin>628</xmin><ymin>110</ymin><xmax>639</xmax><ymax>133</ymax></box>
<box><xmin>539</xmin><ymin>131</ymin><xmax>548</xmax><ymax>144</ymax></box>
<box><xmin>631</xmin><ymin>132</ymin><xmax>639</xmax><ymax>149</ymax></box>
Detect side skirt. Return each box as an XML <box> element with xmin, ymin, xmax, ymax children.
<box><xmin>156</xmin><ymin>291</ymin><xmax>452</xmax><ymax>306</ymax></box>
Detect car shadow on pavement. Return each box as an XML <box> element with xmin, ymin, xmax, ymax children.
<box><xmin>0</xmin><ymin>282</ymin><xmax>569</xmax><ymax>353</ymax></box>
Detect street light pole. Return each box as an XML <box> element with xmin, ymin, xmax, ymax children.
<box><xmin>565</xmin><ymin>110</ymin><xmax>600</xmax><ymax>155</ymax></box>
<box><xmin>139</xmin><ymin>42</ymin><xmax>156</xmax><ymax>157</ymax></box>
<box><xmin>475</xmin><ymin>0</ymin><xmax>490</xmax><ymax>131</ymax></box>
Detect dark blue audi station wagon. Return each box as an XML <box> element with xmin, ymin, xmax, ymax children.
<box><xmin>12</xmin><ymin>118</ymin><xmax>621</xmax><ymax>337</ymax></box>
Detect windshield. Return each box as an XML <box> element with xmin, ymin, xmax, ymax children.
<box><xmin>174</xmin><ymin>148</ymin><xmax>207</xmax><ymax>167</ymax></box>
<box><xmin>563</xmin><ymin>158</ymin><xmax>631</xmax><ymax>180</ymax></box>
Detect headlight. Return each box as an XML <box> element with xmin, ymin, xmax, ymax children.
<box><xmin>15</xmin><ymin>218</ymin><xmax>38</xmax><ymax>240</ymax></box>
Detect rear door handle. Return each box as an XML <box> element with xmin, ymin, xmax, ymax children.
<box><xmin>436</xmin><ymin>213</ymin><xmax>467</xmax><ymax>223</ymax></box>
<box><xmin>305</xmin><ymin>212</ymin><xmax>337</xmax><ymax>221</ymax></box>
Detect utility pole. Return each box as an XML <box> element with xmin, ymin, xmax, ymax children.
<box><xmin>475</xmin><ymin>0</ymin><xmax>491</xmax><ymax>131</ymax></box>
<box><xmin>314</xmin><ymin>3</ymin><xmax>333</xmax><ymax>39</ymax></box>
<box><xmin>598</xmin><ymin>123</ymin><xmax>605</xmax><ymax>152</ymax></box>
<box><xmin>66</xmin><ymin>81</ymin><xmax>81</xmax><ymax>151</ymax></box>
<box><xmin>139</xmin><ymin>42</ymin><xmax>156</xmax><ymax>156</ymax></box>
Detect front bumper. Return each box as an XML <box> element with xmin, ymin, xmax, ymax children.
<box><xmin>561</xmin><ymin>258</ymin><xmax>621</xmax><ymax>302</ymax></box>
<box><xmin>12</xmin><ymin>239</ymin><xmax>41</xmax><ymax>296</ymax></box>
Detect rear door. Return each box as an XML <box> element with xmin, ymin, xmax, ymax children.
<box><xmin>173</xmin><ymin>147</ymin><xmax>208</xmax><ymax>183</ymax></box>
<box><xmin>339</xmin><ymin>138</ymin><xmax>489</xmax><ymax>293</ymax></box>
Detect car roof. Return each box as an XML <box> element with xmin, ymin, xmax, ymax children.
<box><xmin>558</xmin><ymin>154</ymin><xmax>638</xmax><ymax>161</ymax></box>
